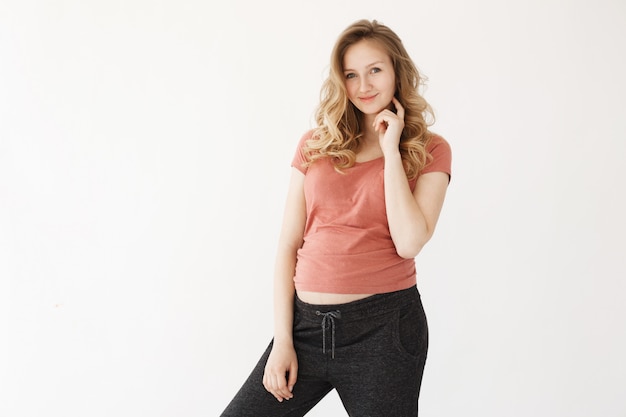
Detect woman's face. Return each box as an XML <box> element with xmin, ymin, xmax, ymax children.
<box><xmin>342</xmin><ymin>39</ymin><xmax>396</xmax><ymax>116</ymax></box>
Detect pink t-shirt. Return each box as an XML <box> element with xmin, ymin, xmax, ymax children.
<box><xmin>291</xmin><ymin>129</ymin><xmax>452</xmax><ymax>294</ymax></box>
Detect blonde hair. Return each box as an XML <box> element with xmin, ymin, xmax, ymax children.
<box><xmin>304</xmin><ymin>19</ymin><xmax>434</xmax><ymax>180</ymax></box>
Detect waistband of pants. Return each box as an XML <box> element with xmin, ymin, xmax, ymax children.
<box><xmin>295</xmin><ymin>285</ymin><xmax>419</xmax><ymax>322</ymax></box>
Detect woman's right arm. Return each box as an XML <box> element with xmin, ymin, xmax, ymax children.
<box><xmin>262</xmin><ymin>167</ymin><xmax>306</xmax><ymax>402</ymax></box>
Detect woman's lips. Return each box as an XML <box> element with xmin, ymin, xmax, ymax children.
<box><xmin>359</xmin><ymin>94</ymin><xmax>377</xmax><ymax>103</ymax></box>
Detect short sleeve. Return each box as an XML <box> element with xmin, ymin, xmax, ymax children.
<box><xmin>291</xmin><ymin>130</ymin><xmax>315</xmax><ymax>174</ymax></box>
<box><xmin>421</xmin><ymin>134</ymin><xmax>452</xmax><ymax>180</ymax></box>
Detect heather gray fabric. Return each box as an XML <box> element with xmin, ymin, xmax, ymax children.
<box><xmin>220</xmin><ymin>286</ymin><xmax>428</xmax><ymax>417</ymax></box>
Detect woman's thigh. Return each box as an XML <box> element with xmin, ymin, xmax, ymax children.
<box><xmin>219</xmin><ymin>341</ymin><xmax>334</xmax><ymax>417</ymax></box>
<box><xmin>326</xmin><ymin>288</ymin><xmax>429</xmax><ymax>416</ymax></box>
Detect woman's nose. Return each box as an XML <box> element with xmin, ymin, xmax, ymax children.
<box><xmin>359</xmin><ymin>76</ymin><xmax>371</xmax><ymax>92</ymax></box>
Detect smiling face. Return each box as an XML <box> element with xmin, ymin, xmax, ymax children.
<box><xmin>342</xmin><ymin>39</ymin><xmax>396</xmax><ymax>116</ymax></box>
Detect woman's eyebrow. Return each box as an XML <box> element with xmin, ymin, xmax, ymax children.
<box><xmin>343</xmin><ymin>61</ymin><xmax>385</xmax><ymax>72</ymax></box>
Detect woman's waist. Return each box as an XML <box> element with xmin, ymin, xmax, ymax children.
<box><xmin>296</xmin><ymin>290</ymin><xmax>374</xmax><ymax>305</ymax></box>
<box><xmin>294</xmin><ymin>285</ymin><xmax>419</xmax><ymax>319</ymax></box>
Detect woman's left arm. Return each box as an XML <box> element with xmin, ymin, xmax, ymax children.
<box><xmin>383</xmin><ymin>156</ymin><xmax>449</xmax><ymax>258</ymax></box>
<box><xmin>374</xmin><ymin>97</ymin><xmax>449</xmax><ymax>259</ymax></box>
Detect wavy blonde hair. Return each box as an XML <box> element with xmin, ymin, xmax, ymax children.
<box><xmin>303</xmin><ymin>19</ymin><xmax>435</xmax><ymax>180</ymax></box>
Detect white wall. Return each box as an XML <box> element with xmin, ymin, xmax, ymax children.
<box><xmin>1</xmin><ymin>0</ymin><xmax>625</xmax><ymax>416</ymax></box>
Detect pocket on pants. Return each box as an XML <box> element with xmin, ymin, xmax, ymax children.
<box><xmin>392</xmin><ymin>299</ymin><xmax>428</xmax><ymax>361</ymax></box>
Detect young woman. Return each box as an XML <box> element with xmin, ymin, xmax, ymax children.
<box><xmin>220</xmin><ymin>19</ymin><xmax>451</xmax><ymax>416</ymax></box>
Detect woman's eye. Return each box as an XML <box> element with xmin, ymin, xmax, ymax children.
<box><xmin>371</xmin><ymin>67</ymin><xmax>381</xmax><ymax>74</ymax></box>
<box><xmin>345</xmin><ymin>73</ymin><xmax>356</xmax><ymax>79</ymax></box>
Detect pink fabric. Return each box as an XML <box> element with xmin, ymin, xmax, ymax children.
<box><xmin>291</xmin><ymin>129</ymin><xmax>452</xmax><ymax>294</ymax></box>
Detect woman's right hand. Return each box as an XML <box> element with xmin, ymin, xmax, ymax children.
<box><xmin>263</xmin><ymin>341</ymin><xmax>298</xmax><ymax>402</ymax></box>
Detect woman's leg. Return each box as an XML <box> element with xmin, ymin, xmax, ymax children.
<box><xmin>221</xmin><ymin>343</ymin><xmax>333</xmax><ymax>417</ymax></box>
<box><xmin>299</xmin><ymin>286</ymin><xmax>429</xmax><ymax>417</ymax></box>
<box><xmin>222</xmin><ymin>286</ymin><xmax>428</xmax><ymax>416</ymax></box>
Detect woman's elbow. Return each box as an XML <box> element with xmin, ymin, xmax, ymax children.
<box><xmin>394</xmin><ymin>234</ymin><xmax>431</xmax><ymax>259</ymax></box>
<box><xmin>395</xmin><ymin>242</ymin><xmax>425</xmax><ymax>259</ymax></box>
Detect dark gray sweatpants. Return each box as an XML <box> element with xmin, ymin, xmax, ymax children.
<box><xmin>220</xmin><ymin>285</ymin><xmax>428</xmax><ymax>417</ymax></box>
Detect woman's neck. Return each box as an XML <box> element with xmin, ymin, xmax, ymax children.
<box><xmin>360</xmin><ymin>114</ymin><xmax>378</xmax><ymax>143</ymax></box>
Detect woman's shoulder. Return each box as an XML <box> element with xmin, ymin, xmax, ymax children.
<box><xmin>427</xmin><ymin>132</ymin><xmax>451</xmax><ymax>152</ymax></box>
<box><xmin>292</xmin><ymin>128</ymin><xmax>316</xmax><ymax>149</ymax></box>
<box><xmin>291</xmin><ymin>128</ymin><xmax>319</xmax><ymax>173</ymax></box>
<box><xmin>420</xmin><ymin>132</ymin><xmax>452</xmax><ymax>177</ymax></box>
<box><xmin>302</xmin><ymin>128</ymin><xmax>318</xmax><ymax>142</ymax></box>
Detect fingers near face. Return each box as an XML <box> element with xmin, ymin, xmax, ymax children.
<box><xmin>391</xmin><ymin>96</ymin><xmax>405</xmax><ymax>118</ymax></box>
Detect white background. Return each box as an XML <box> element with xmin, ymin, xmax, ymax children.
<box><xmin>1</xmin><ymin>0</ymin><xmax>625</xmax><ymax>416</ymax></box>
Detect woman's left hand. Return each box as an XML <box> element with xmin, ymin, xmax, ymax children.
<box><xmin>373</xmin><ymin>97</ymin><xmax>405</xmax><ymax>156</ymax></box>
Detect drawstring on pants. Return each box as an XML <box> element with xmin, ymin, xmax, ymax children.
<box><xmin>315</xmin><ymin>310</ymin><xmax>341</xmax><ymax>359</ymax></box>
